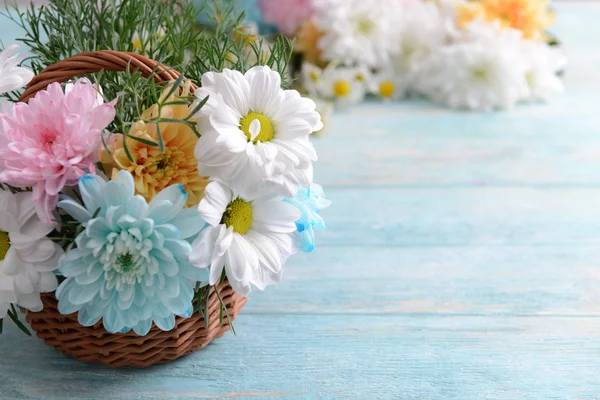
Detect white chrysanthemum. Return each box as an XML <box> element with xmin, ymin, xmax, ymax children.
<box><xmin>0</xmin><ymin>190</ymin><xmax>63</xmax><ymax>317</ymax></box>
<box><xmin>318</xmin><ymin>66</ymin><xmax>367</xmax><ymax>106</ymax></box>
<box><xmin>390</xmin><ymin>0</ymin><xmax>445</xmax><ymax>94</ymax></box>
<box><xmin>189</xmin><ymin>181</ymin><xmax>300</xmax><ymax>296</ymax></box>
<box><xmin>419</xmin><ymin>20</ymin><xmax>529</xmax><ymax>111</ymax></box>
<box><xmin>193</xmin><ymin>66</ymin><xmax>322</xmax><ymax>199</ymax></box>
<box><xmin>521</xmin><ymin>41</ymin><xmax>566</xmax><ymax>102</ymax></box>
<box><xmin>313</xmin><ymin>0</ymin><xmax>402</xmax><ymax>67</ymax></box>
<box><xmin>0</xmin><ymin>45</ymin><xmax>34</xmax><ymax>95</ymax></box>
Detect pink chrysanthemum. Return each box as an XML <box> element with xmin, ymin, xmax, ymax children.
<box><xmin>0</xmin><ymin>79</ymin><xmax>116</xmax><ymax>223</ymax></box>
<box><xmin>258</xmin><ymin>0</ymin><xmax>314</xmax><ymax>36</ymax></box>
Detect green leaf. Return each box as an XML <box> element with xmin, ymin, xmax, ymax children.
<box><xmin>214</xmin><ymin>285</ymin><xmax>235</xmax><ymax>335</ymax></box>
<box><xmin>123</xmin><ymin>133</ymin><xmax>160</xmax><ymax>147</ymax></box>
<box><xmin>186</xmin><ymin>95</ymin><xmax>209</xmax><ymax>121</ymax></box>
<box><xmin>7</xmin><ymin>305</ymin><xmax>31</xmax><ymax>337</ymax></box>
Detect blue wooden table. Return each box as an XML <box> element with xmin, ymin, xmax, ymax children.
<box><xmin>2</xmin><ymin>2</ymin><xmax>600</xmax><ymax>399</ymax></box>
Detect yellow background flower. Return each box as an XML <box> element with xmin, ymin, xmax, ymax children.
<box><xmin>456</xmin><ymin>0</ymin><xmax>555</xmax><ymax>40</ymax></box>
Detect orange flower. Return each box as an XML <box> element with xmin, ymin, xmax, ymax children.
<box><xmin>456</xmin><ymin>0</ymin><xmax>555</xmax><ymax>40</ymax></box>
<box><xmin>102</xmin><ymin>82</ymin><xmax>208</xmax><ymax>207</ymax></box>
<box><xmin>296</xmin><ymin>20</ymin><xmax>328</xmax><ymax>68</ymax></box>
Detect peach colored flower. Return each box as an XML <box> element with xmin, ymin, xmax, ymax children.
<box><xmin>296</xmin><ymin>20</ymin><xmax>328</xmax><ymax>68</ymax></box>
<box><xmin>102</xmin><ymin>82</ymin><xmax>208</xmax><ymax>207</ymax></box>
<box><xmin>456</xmin><ymin>0</ymin><xmax>555</xmax><ymax>40</ymax></box>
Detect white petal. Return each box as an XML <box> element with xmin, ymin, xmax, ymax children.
<box><xmin>252</xmin><ymin>200</ymin><xmax>300</xmax><ymax>234</ymax></box>
<box><xmin>249</xmin><ymin>119</ymin><xmax>261</xmax><ymax>141</ymax></box>
<box><xmin>197</xmin><ymin>181</ymin><xmax>232</xmax><ymax>226</ymax></box>
<box><xmin>190</xmin><ymin>226</ymin><xmax>217</xmax><ymax>269</ymax></box>
<box><xmin>224</xmin><ymin>233</ymin><xmax>256</xmax><ymax>287</ymax></box>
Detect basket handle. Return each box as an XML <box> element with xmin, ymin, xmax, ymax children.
<box><xmin>19</xmin><ymin>50</ymin><xmax>197</xmax><ymax>103</ymax></box>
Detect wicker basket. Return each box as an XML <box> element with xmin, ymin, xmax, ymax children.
<box><xmin>21</xmin><ymin>50</ymin><xmax>247</xmax><ymax>368</ymax></box>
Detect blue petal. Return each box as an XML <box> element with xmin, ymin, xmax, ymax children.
<box><xmin>154</xmin><ymin>314</ymin><xmax>176</xmax><ymax>331</ymax></box>
<box><xmin>78</xmin><ymin>304</ymin><xmax>103</xmax><ymax>327</ymax></box>
<box><xmin>170</xmin><ymin>207</ymin><xmax>207</xmax><ymax>240</ymax></box>
<box><xmin>115</xmin><ymin>170</ymin><xmax>135</xmax><ymax>197</ymax></box>
<box><xmin>78</xmin><ymin>175</ymin><xmax>106</xmax><ymax>214</ymax></box>
<box><xmin>103</xmin><ymin>305</ymin><xmax>123</xmax><ymax>333</ymax></box>
<box><xmin>132</xmin><ymin>318</ymin><xmax>152</xmax><ymax>336</ymax></box>
<box><xmin>86</xmin><ymin>218</ymin><xmax>112</xmax><ymax>239</ymax></box>
<box><xmin>103</xmin><ymin>180</ymin><xmax>128</xmax><ymax>208</ymax></box>
<box><xmin>298</xmin><ymin>229</ymin><xmax>316</xmax><ymax>253</ymax></box>
<box><xmin>57</xmin><ymin>198</ymin><xmax>92</xmax><ymax>223</ymax></box>
<box><xmin>148</xmin><ymin>184</ymin><xmax>188</xmax><ymax>224</ymax></box>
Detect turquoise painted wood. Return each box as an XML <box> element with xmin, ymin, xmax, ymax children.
<box><xmin>2</xmin><ymin>2</ymin><xmax>600</xmax><ymax>399</ymax></box>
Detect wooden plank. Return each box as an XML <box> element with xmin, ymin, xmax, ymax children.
<box><xmin>2</xmin><ymin>314</ymin><xmax>600</xmax><ymax>399</ymax></box>
<box><xmin>319</xmin><ymin>187</ymin><xmax>600</xmax><ymax>246</ymax></box>
<box><xmin>248</xmin><ymin>245</ymin><xmax>600</xmax><ymax>317</ymax></box>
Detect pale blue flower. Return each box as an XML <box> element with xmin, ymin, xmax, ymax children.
<box><xmin>55</xmin><ymin>170</ymin><xmax>208</xmax><ymax>336</ymax></box>
<box><xmin>284</xmin><ymin>184</ymin><xmax>331</xmax><ymax>253</ymax></box>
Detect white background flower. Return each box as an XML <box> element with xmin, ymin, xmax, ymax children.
<box><xmin>194</xmin><ymin>66</ymin><xmax>322</xmax><ymax>199</ymax></box>
<box><xmin>418</xmin><ymin>20</ymin><xmax>529</xmax><ymax>111</ymax></box>
<box><xmin>521</xmin><ymin>40</ymin><xmax>566</xmax><ymax>102</ymax></box>
<box><xmin>313</xmin><ymin>0</ymin><xmax>402</xmax><ymax>68</ymax></box>
<box><xmin>389</xmin><ymin>0</ymin><xmax>445</xmax><ymax>95</ymax></box>
<box><xmin>0</xmin><ymin>190</ymin><xmax>62</xmax><ymax>317</ymax></box>
<box><xmin>318</xmin><ymin>66</ymin><xmax>368</xmax><ymax>106</ymax></box>
<box><xmin>0</xmin><ymin>45</ymin><xmax>34</xmax><ymax>95</ymax></box>
<box><xmin>190</xmin><ymin>181</ymin><xmax>300</xmax><ymax>296</ymax></box>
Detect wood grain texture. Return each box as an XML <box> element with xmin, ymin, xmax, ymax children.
<box><xmin>2</xmin><ymin>2</ymin><xmax>600</xmax><ymax>399</ymax></box>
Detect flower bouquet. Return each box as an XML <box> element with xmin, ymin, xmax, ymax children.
<box><xmin>0</xmin><ymin>0</ymin><xmax>329</xmax><ymax>367</ymax></box>
<box><xmin>258</xmin><ymin>0</ymin><xmax>566</xmax><ymax>111</ymax></box>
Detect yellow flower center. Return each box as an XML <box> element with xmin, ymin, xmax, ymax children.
<box><xmin>133</xmin><ymin>37</ymin><xmax>143</xmax><ymax>52</ymax></box>
<box><xmin>355</xmin><ymin>73</ymin><xmax>365</xmax><ymax>82</ymax></box>
<box><xmin>0</xmin><ymin>231</ymin><xmax>10</xmax><ymax>261</ymax></box>
<box><xmin>310</xmin><ymin>71</ymin><xmax>320</xmax><ymax>82</ymax></box>
<box><xmin>155</xmin><ymin>151</ymin><xmax>173</xmax><ymax>170</ymax></box>
<box><xmin>240</xmin><ymin>112</ymin><xmax>275</xmax><ymax>143</ymax></box>
<box><xmin>472</xmin><ymin>65</ymin><xmax>490</xmax><ymax>82</ymax></box>
<box><xmin>333</xmin><ymin>80</ymin><xmax>352</xmax><ymax>98</ymax></box>
<box><xmin>525</xmin><ymin>71</ymin><xmax>536</xmax><ymax>87</ymax></box>
<box><xmin>379</xmin><ymin>81</ymin><xmax>396</xmax><ymax>98</ymax></box>
<box><xmin>356</xmin><ymin>17</ymin><xmax>375</xmax><ymax>35</ymax></box>
<box><xmin>222</xmin><ymin>198</ymin><xmax>253</xmax><ymax>235</ymax></box>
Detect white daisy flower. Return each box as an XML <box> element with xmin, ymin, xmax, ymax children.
<box><xmin>189</xmin><ymin>181</ymin><xmax>300</xmax><ymax>296</ymax></box>
<box><xmin>193</xmin><ymin>66</ymin><xmax>322</xmax><ymax>199</ymax></box>
<box><xmin>319</xmin><ymin>66</ymin><xmax>367</xmax><ymax>106</ymax></box>
<box><xmin>301</xmin><ymin>63</ymin><xmax>324</xmax><ymax>98</ymax></box>
<box><xmin>521</xmin><ymin>41</ymin><xmax>566</xmax><ymax>102</ymax></box>
<box><xmin>0</xmin><ymin>190</ymin><xmax>63</xmax><ymax>317</ymax></box>
<box><xmin>390</xmin><ymin>0</ymin><xmax>445</xmax><ymax>94</ymax></box>
<box><xmin>419</xmin><ymin>20</ymin><xmax>529</xmax><ymax>111</ymax></box>
<box><xmin>0</xmin><ymin>44</ymin><xmax>34</xmax><ymax>95</ymax></box>
<box><xmin>313</xmin><ymin>0</ymin><xmax>402</xmax><ymax>68</ymax></box>
<box><xmin>369</xmin><ymin>70</ymin><xmax>407</xmax><ymax>102</ymax></box>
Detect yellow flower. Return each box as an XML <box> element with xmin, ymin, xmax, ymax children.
<box><xmin>456</xmin><ymin>0</ymin><xmax>555</xmax><ymax>40</ymax></box>
<box><xmin>296</xmin><ymin>20</ymin><xmax>328</xmax><ymax>68</ymax></box>
<box><xmin>132</xmin><ymin>26</ymin><xmax>167</xmax><ymax>53</ymax></box>
<box><xmin>101</xmin><ymin>81</ymin><xmax>208</xmax><ymax>207</ymax></box>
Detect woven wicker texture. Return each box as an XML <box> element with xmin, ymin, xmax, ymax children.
<box><xmin>26</xmin><ymin>283</ymin><xmax>246</xmax><ymax>368</ymax></box>
<box><xmin>21</xmin><ymin>50</ymin><xmax>246</xmax><ymax>368</ymax></box>
<box><xmin>19</xmin><ymin>50</ymin><xmax>197</xmax><ymax>102</ymax></box>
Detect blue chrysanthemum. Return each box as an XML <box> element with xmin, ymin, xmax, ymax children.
<box><xmin>284</xmin><ymin>184</ymin><xmax>331</xmax><ymax>253</ymax></box>
<box><xmin>55</xmin><ymin>170</ymin><xmax>208</xmax><ymax>336</ymax></box>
